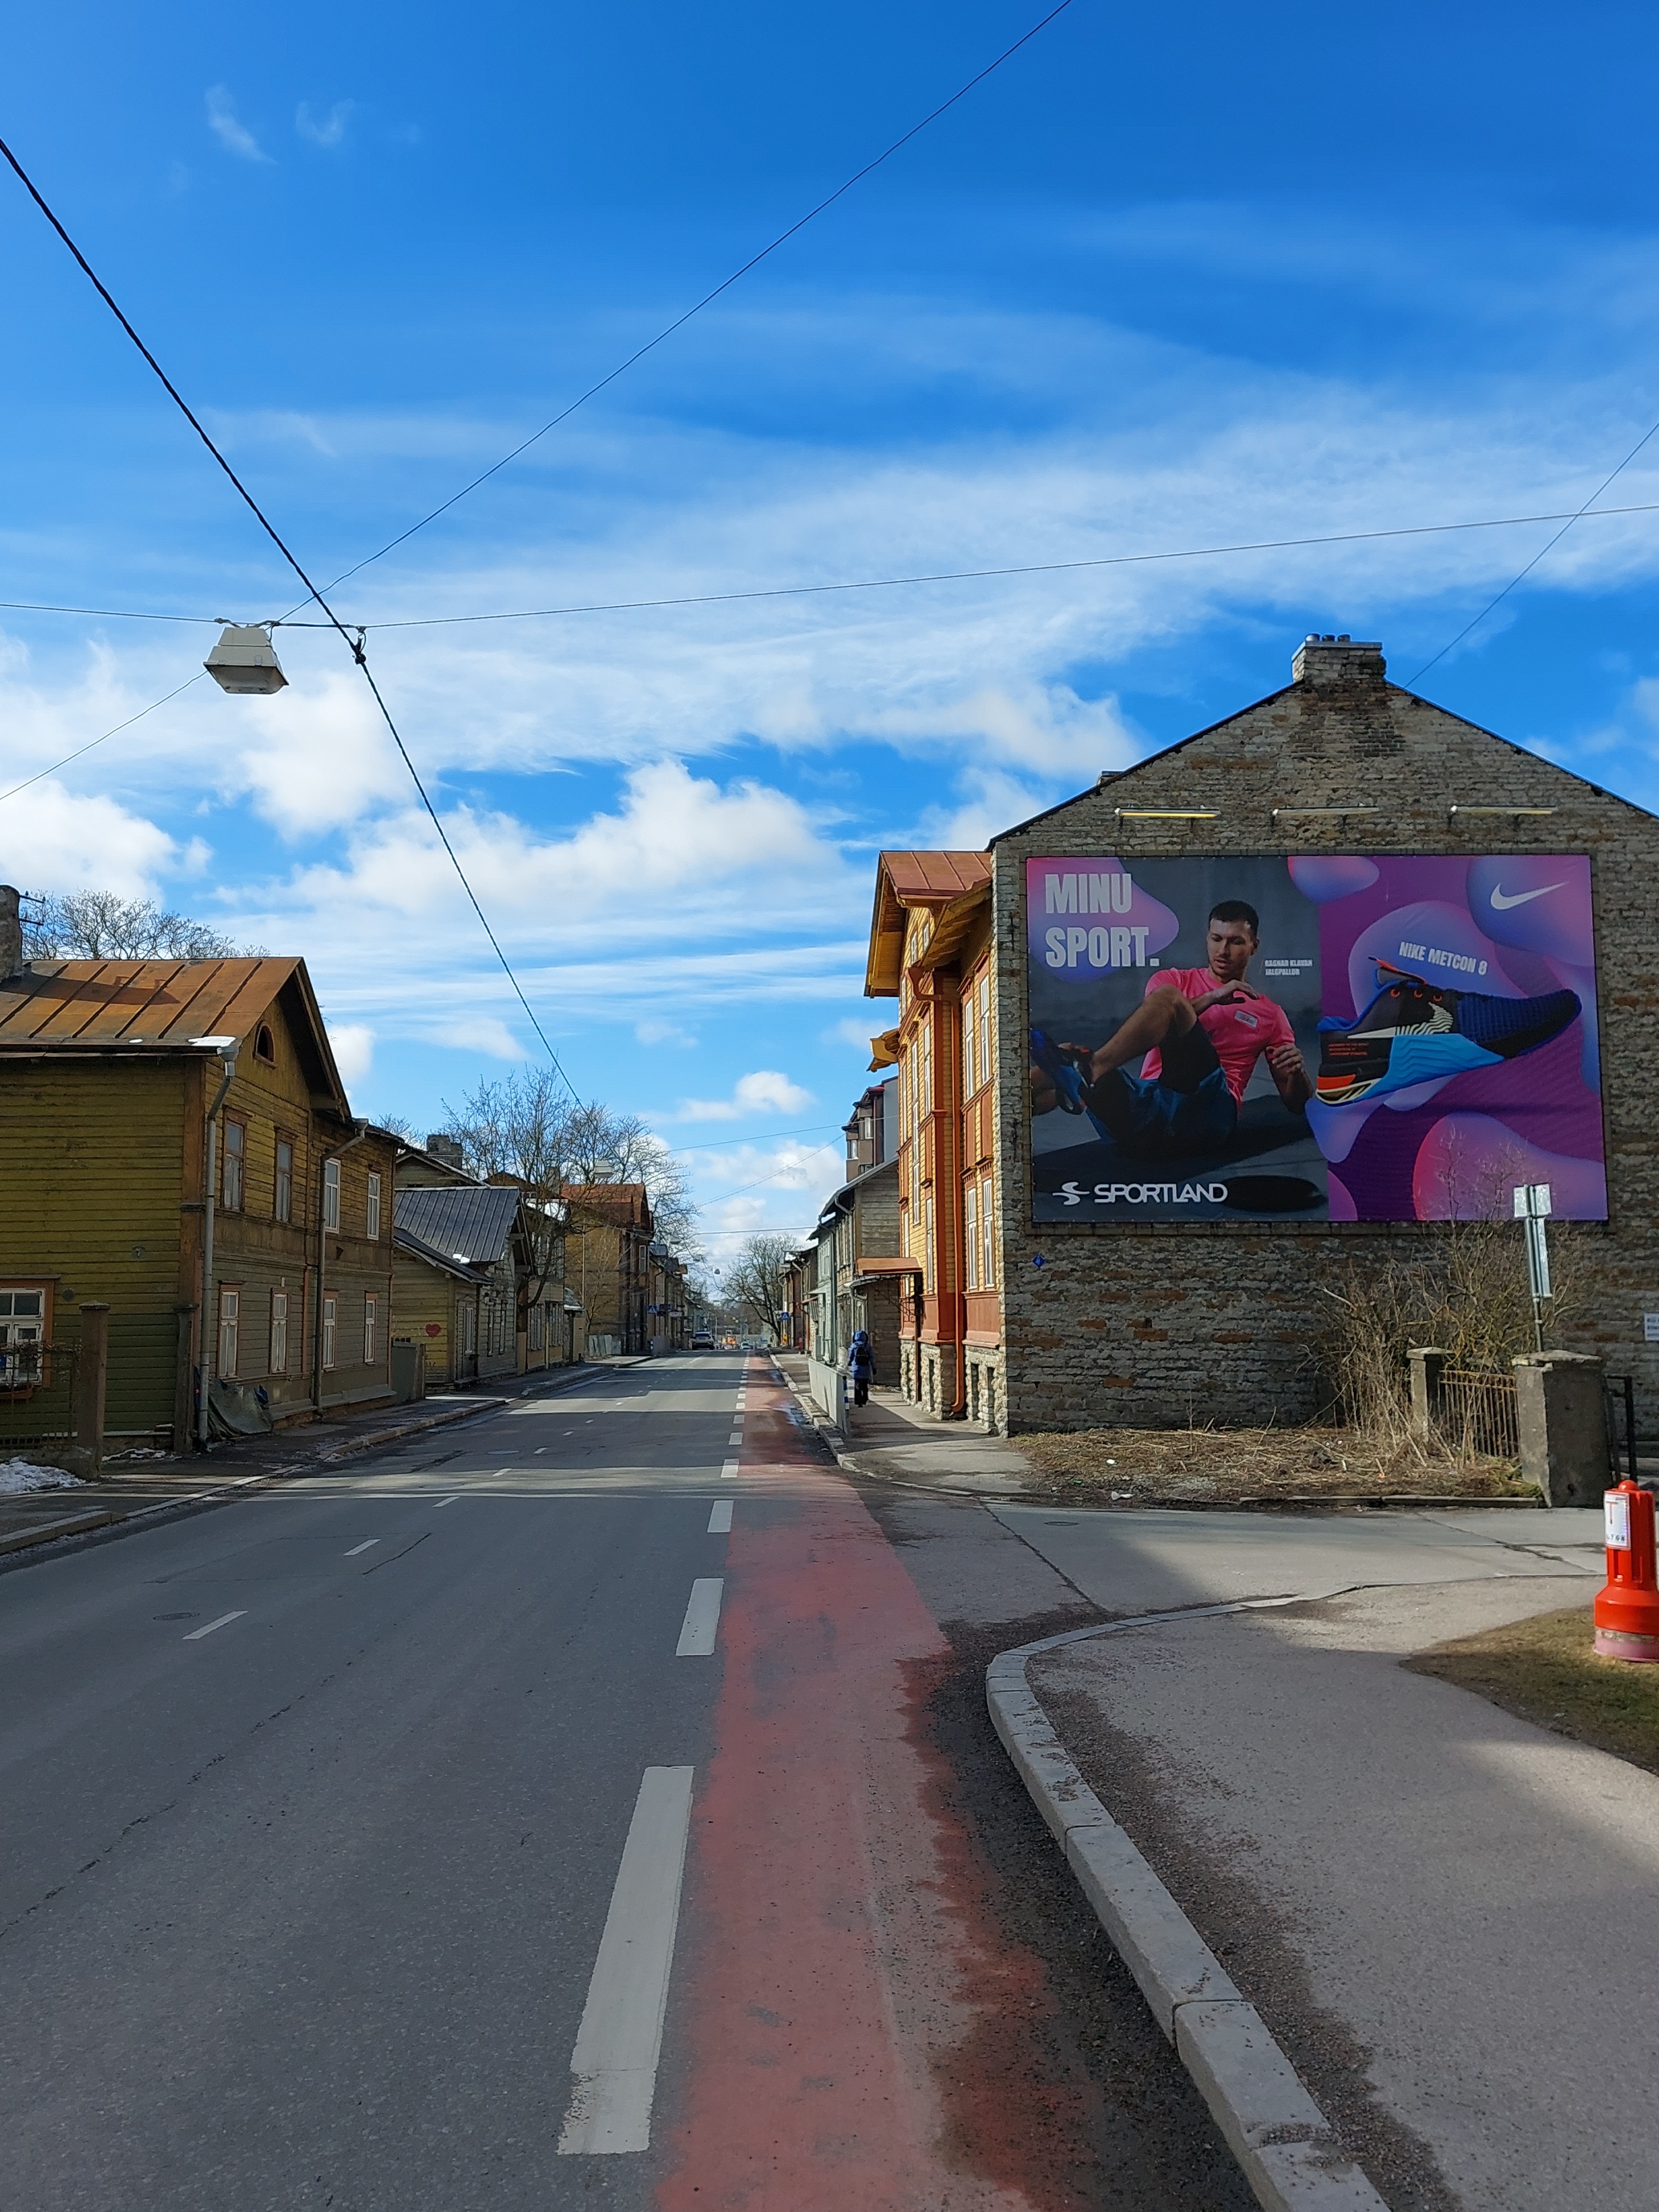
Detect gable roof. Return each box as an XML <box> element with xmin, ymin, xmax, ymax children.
<box><xmin>0</xmin><ymin>955</ymin><xmax>351</xmax><ymax>1112</ymax></box>
<box><xmin>563</xmin><ymin>1182</ymin><xmax>652</xmax><ymax>1231</ymax></box>
<box><xmin>395</xmin><ymin>1182</ymin><xmax>521</xmax><ymax>1268</ymax></box>
<box><xmin>866</xmin><ymin>851</ymin><xmax>992</xmax><ymax>996</ymax></box>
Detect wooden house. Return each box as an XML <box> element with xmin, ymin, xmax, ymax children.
<box><xmin>563</xmin><ymin>1183</ymin><xmax>654</xmax><ymax>1356</ymax></box>
<box><xmin>0</xmin><ymin>903</ymin><xmax>396</xmax><ymax>1450</ymax></box>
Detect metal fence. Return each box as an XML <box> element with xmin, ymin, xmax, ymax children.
<box><xmin>1606</xmin><ymin>1373</ymin><xmax>1640</xmax><ymax>1485</ymax></box>
<box><xmin>0</xmin><ymin>1341</ymin><xmax>79</xmax><ymax>1447</ymax></box>
<box><xmin>1437</xmin><ymin>1367</ymin><xmax>1520</xmax><ymax>1460</ymax></box>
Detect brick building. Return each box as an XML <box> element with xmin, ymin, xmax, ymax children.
<box><xmin>861</xmin><ymin>637</ymin><xmax>1659</xmax><ymax>1434</ymax></box>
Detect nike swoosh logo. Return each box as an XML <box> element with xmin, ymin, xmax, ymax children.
<box><xmin>1490</xmin><ymin>881</ymin><xmax>1566</xmax><ymax>910</ymax></box>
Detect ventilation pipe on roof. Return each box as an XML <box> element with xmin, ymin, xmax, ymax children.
<box><xmin>0</xmin><ymin>886</ymin><xmax>23</xmax><ymax>980</ymax></box>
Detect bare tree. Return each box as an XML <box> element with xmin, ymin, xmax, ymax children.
<box><xmin>23</xmin><ymin>891</ymin><xmax>242</xmax><ymax>961</ymax></box>
<box><xmin>440</xmin><ymin>1069</ymin><xmax>577</xmax><ymax>1314</ymax></box>
<box><xmin>558</xmin><ymin>1101</ymin><xmax>701</xmax><ymax>1261</ymax></box>
<box><xmin>722</xmin><ymin>1234</ymin><xmax>793</xmax><ymax>1339</ymax></box>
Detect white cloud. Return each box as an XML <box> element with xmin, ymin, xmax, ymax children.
<box><xmin>825</xmin><ymin>1015</ymin><xmax>879</xmax><ymax>1051</ymax></box>
<box><xmin>296</xmin><ymin>100</ymin><xmax>354</xmax><ymax>148</ymax></box>
<box><xmin>674</xmin><ymin>1068</ymin><xmax>815</xmax><ymax>1122</ymax></box>
<box><xmin>0</xmin><ymin>779</ymin><xmax>182</xmax><ymax>898</ymax></box>
<box><xmin>636</xmin><ymin>1017</ymin><xmax>697</xmax><ymax>1047</ymax></box>
<box><xmin>216</xmin><ymin>663</ymin><xmax>406</xmax><ymax>836</ymax></box>
<box><xmin>329</xmin><ymin>1023</ymin><xmax>374</xmax><ymax>1087</ymax></box>
<box><xmin>437</xmin><ymin>1015</ymin><xmax>527</xmax><ymax>1060</ymax></box>
<box><xmin>206</xmin><ymin>87</ymin><xmax>271</xmax><ymax>164</ymax></box>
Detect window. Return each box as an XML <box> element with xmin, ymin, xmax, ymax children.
<box><xmin>363</xmin><ymin>1294</ymin><xmax>378</xmax><ymax>1366</ymax></box>
<box><xmin>964</xmin><ymin>1183</ymin><xmax>979</xmax><ymax>1289</ymax></box>
<box><xmin>921</xmin><ymin>1024</ymin><xmax>933</xmax><ymax>1113</ymax></box>
<box><xmin>221</xmin><ymin>1118</ymin><xmax>245</xmax><ymax>1211</ymax></box>
<box><xmin>0</xmin><ymin>1288</ymin><xmax>46</xmax><ymax>1387</ymax></box>
<box><xmin>366</xmin><ymin>1171</ymin><xmax>382</xmax><ymax>1240</ymax></box>
<box><xmin>274</xmin><ymin>1139</ymin><xmax>293</xmax><ymax>1224</ymax></box>
<box><xmin>962</xmin><ymin>996</ymin><xmax>975</xmax><ymax>1100</ymax></box>
<box><xmin>529</xmin><ymin>1303</ymin><xmax>545</xmax><ymax>1351</ymax></box>
<box><xmin>978</xmin><ymin>973</ymin><xmax>992</xmax><ymax>1095</ymax></box>
<box><xmin>217</xmin><ymin>1287</ymin><xmax>240</xmax><ymax>1378</ymax></box>
<box><xmin>925</xmin><ymin>1194</ymin><xmax>934</xmax><ymax>1290</ymax></box>
<box><xmin>254</xmin><ymin>1022</ymin><xmax>276</xmax><ymax>1065</ymax></box>
<box><xmin>460</xmin><ymin>1301</ymin><xmax>476</xmax><ymax>1356</ymax></box>
<box><xmin>270</xmin><ymin>1290</ymin><xmax>289</xmax><ymax>1374</ymax></box>
<box><xmin>981</xmin><ymin>1177</ymin><xmax>995</xmax><ymax>1289</ymax></box>
<box><xmin>322</xmin><ymin>1294</ymin><xmax>337</xmax><ymax>1370</ymax></box>
<box><xmin>322</xmin><ymin>1157</ymin><xmax>341</xmax><ymax>1232</ymax></box>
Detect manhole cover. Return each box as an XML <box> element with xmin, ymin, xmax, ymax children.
<box><xmin>154</xmin><ymin>1612</ymin><xmax>198</xmax><ymax>1621</ymax></box>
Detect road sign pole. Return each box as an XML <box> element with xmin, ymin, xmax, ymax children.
<box><xmin>1513</xmin><ymin>1182</ymin><xmax>1553</xmax><ymax>1352</ymax></box>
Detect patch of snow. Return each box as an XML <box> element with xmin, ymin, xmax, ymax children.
<box><xmin>0</xmin><ymin>1459</ymin><xmax>86</xmax><ymax>1493</ymax></box>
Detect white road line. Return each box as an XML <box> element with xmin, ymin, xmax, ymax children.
<box><xmin>707</xmin><ymin>1501</ymin><xmax>732</xmax><ymax>1533</ymax></box>
<box><xmin>727</xmin><ymin>1431</ymin><xmax>742</xmax><ymax>1447</ymax></box>
<box><xmin>720</xmin><ymin>1459</ymin><xmax>739</xmax><ymax>1480</ymax></box>
<box><xmin>492</xmin><ymin>1466</ymin><xmax>514</xmax><ymax>1478</ymax></box>
<box><xmin>183</xmin><ymin>1610</ymin><xmax>246</xmax><ymax>1642</ymax></box>
<box><xmin>557</xmin><ymin>1765</ymin><xmax>695</xmax><ymax>2156</ymax></box>
<box><xmin>675</xmin><ymin>1578</ymin><xmax>723</xmax><ymax>1657</ymax></box>
<box><xmin>344</xmin><ymin>1538</ymin><xmax>380</xmax><ymax>1557</ymax></box>
<box><xmin>433</xmin><ymin>1495</ymin><xmax>462</xmax><ymax>1508</ymax></box>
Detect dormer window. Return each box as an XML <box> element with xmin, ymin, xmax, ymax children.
<box><xmin>254</xmin><ymin>1022</ymin><xmax>276</xmax><ymax>1065</ymax></box>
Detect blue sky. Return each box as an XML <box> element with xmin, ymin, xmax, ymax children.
<box><xmin>5</xmin><ymin>1</ymin><xmax>1659</xmax><ymax>1268</ymax></box>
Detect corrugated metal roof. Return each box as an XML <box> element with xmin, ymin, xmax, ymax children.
<box><xmin>0</xmin><ymin>956</ymin><xmax>302</xmax><ymax>1048</ymax></box>
<box><xmin>395</xmin><ymin>1182</ymin><xmax>521</xmax><ymax>1267</ymax></box>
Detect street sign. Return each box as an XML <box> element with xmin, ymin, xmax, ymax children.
<box><xmin>1513</xmin><ymin>1183</ymin><xmax>1553</xmax><ymax>1348</ymax></box>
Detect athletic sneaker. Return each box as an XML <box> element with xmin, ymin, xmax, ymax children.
<box><xmin>1315</xmin><ymin>962</ymin><xmax>1580</xmax><ymax>1107</ymax></box>
<box><xmin>1030</xmin><ymin>1028</ymin><xmax>1088</xmax><ymax>1113</ymax></box>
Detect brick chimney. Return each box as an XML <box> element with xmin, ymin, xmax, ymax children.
<box><xmin>0</xmin><ymin>886</ymin><xmax>23</xmax><ymax>980</ymax></box>
<box><xmin>1292</xmin><ymin>634</ymin><xmax>1386</xmax><ymax>685</ymax></box>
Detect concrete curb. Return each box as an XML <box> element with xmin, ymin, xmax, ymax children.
<box><xmin>987</xmin><ymin>1618</ymin><xmax>1391</xmax><ymax>2212</ymax></box>
<box><xmin>767</xmin><ymin>1362</ymin><xmax>1036</xmax><ymax>1500</ymax></box>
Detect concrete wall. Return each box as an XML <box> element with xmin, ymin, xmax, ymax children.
<box><xmin>989</xmin><ymin>639</ymin><xmax>1659</xmax><ymax>1433</ymax></box>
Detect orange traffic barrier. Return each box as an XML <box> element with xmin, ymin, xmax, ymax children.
<box><xmin>1594</xmin><ymin>1479</ymin><xmax>1659</xmax><ymax>1663</ymax></box>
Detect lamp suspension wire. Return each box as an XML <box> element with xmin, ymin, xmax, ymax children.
<box><xmin>0</xmin><ymin>132</ymin><xmax>579</xmax><ymax>1099</ymax></box>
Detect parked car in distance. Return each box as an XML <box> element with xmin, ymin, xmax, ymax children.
<box><xmin>690</xmin><ymin>1331</ymin><xmax>714</xmax><ymax>1349</ymax></box>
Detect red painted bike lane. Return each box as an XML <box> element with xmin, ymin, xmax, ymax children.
<box><xmin>655</xmin><ymin>1361</ymin><xmax>1096</xmax><ymax>2212</ymax></box>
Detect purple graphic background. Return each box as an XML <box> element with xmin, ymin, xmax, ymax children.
<box><xmin>1294</xmin><ymin>854</ymin><xmax>1606</xmax><ymax>1222</ymax></box>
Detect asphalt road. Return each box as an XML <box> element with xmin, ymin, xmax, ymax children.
<box><xmin>0</xmin><ymin>1354</ymin><xmax>1249</xmax><ymax>2211</ymax></box>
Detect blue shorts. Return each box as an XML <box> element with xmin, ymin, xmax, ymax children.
<box><xmin>1085</xmin><ymin>1063</ymin><xmax>1238</xmax><ymax>1154</ymax></box>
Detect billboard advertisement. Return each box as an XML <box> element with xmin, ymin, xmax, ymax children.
<box><xmin>1027</xmin><ymin>854</ymin><xmax>1604</xmax><ymax>1224</ymax></box>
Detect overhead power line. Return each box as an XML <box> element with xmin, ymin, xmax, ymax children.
<box><xmin>0</xmin><ymin>670</ymin><xmax>206</xmax><ymax>807</ymax></box>
<box><xmin>291</xmin><ymin>0</ymin><xmax>1081</xmax><ymax>611</ymax></box>
<box><xmin>1407</xmin><ymin>419</ymin><xmax>1659</xmax><ymax>683</ymax></box>
<box><xmin>0</xmin><ymin>132</ymin><xmax>579</xmax><ymax>1102</ymax></box>
<box><xmin>9</xmin><ymin>498</ymin><xmax>1659</xmax><ymax>639</ymax></box>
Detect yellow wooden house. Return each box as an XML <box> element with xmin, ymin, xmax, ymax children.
<box><xmin>0</xmin><ymin>911</ymin><xmax>396</xmax><ymax>1451</ymax></box>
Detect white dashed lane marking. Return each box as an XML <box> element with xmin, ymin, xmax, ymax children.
<box><xmin>675</xmin><ymin>1579</ymin><xmax>723</xmax><ymax>1656</ymax></box>
<box><xmin>557</xmin><ymin>1766</ymin><xmax>694</xmax><ymax>2156</ymax></box>
<box><xmin>344</xmin><ymin>1539</ymin><xmax>379</xmax><ymax>1557</ymax></box>
<box><xmin>182</xmin><ymin>1610</ymin><xmax>246</xmax><ymax>1642</ymax></box>
<box><xmin>707</xmin><ymin>1501</ymin><xmax>732</xmax><ymax>1533</ymax></box>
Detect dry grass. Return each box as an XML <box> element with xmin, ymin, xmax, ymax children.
<box><xmin>1406</xmin><ymin>1605</ymin><xmax>1659</xmax><ymax>1777</ymax></box>
<box><xmin>1017</xmin><ymin>1423</ymin><xmax>1533</xmax><ymax>1506</ymax></box>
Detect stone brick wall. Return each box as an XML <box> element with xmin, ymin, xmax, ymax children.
<box><xmin>988</xmin><ymin>638</ymin><xmax>1659</xmax><ymax>1434</ymax></box>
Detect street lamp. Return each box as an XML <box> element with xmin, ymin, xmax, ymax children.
<box><xmin>204</xmin><ymin>623</ymin><xmax>287</xmax><ymax>696</ymax></box>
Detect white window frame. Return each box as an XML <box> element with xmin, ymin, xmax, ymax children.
<box><xmin>270</xmin><ymin>1289</ymin><xmax>289</xmax><ymax>1375</ymax></box>
<box><xmin>322</xmin><ymin>1293</ymin><xmax>337</xmax><ymax>1370</ymax></box>
<box><xmin>0</xmin><ymin>1286</ymin><xmax>47</xmax><ymax>1387</ymax></box>
<box><xmin>217</xmin><ymin>1287</ymin><xmax>240</xmax><ymax>1379</ymax></box>
<box><xmin>274</xmin><ymin>1137</ymin><xmax>293</xmax><ymax>1224</ymax></box>
<box><xmin>322</xmin><ymin>1157</ymin><xmax>341</xmax><ymax>1232</ymax></box>
<box><xmin>363</xmin><ymin>1293</ymin><xmax>377</xmax><ymax>1366</ymax></box>
<box><xmin>981</xmin><ymin>1176</ymin><xmax>995</xmax><ymax>1290</ymax></box>
<box><xmin>964</xmin><ymin>1184</ymin><xmax>979</xmax><ymax>1290</ymax></box>
<box><xmin>366</xmin><ymin>1171</ymin><xmax>382</xmax><ymax>1241</ymax></box>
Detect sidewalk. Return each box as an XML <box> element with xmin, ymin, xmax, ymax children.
<box><xmin>994</xmin><ymin>1503</ymin><xmax>1652</xmax><ymax>2210</ymax></box>
<box><xmin>771</xmin><ymin>1355</ymin><xmax>1036</xmax><ymax>1495</ymax></box>
<box><xmin>0</xmin><ymin>1357</ymin><xmax>643</xmax><ymax>1562</ymax></box>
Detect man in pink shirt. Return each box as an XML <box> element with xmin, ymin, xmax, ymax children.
<box><xmin>1033</xmin><ymin>901</ymin><xmax>1311</xmax><ymax>1152</ymax></box>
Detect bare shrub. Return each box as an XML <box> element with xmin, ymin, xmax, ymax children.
<box><xmin>1319</xmin><ymin>1203</ymin><xmax>1587</xmax><ymax>1463</ymax></box>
